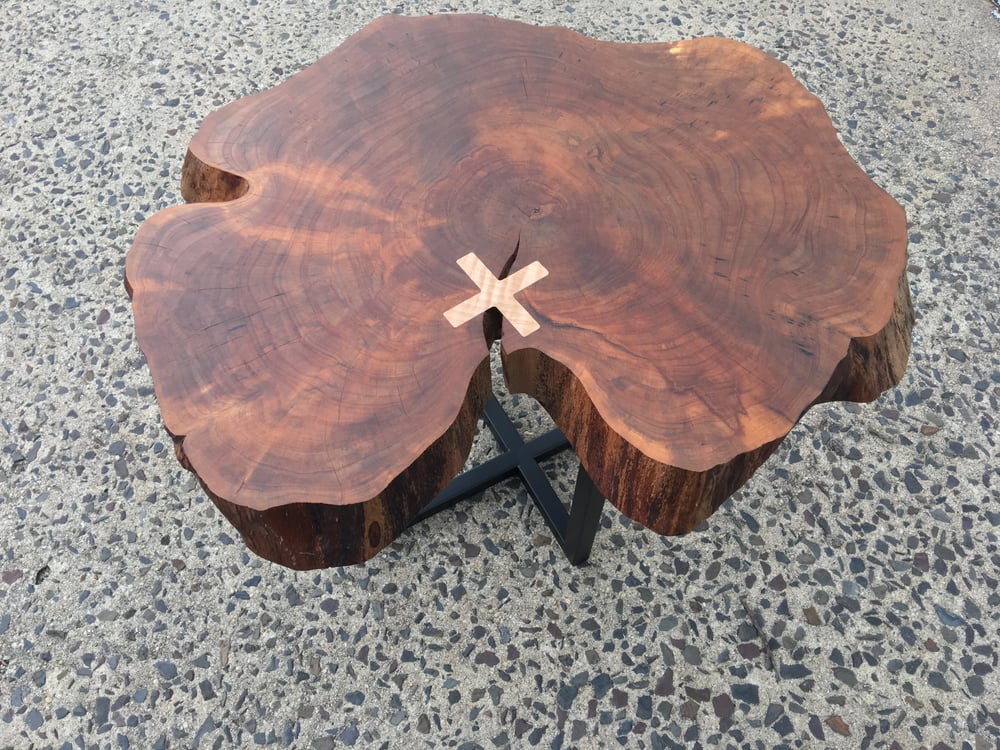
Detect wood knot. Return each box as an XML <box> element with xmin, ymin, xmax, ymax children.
<box><xmin>367</xmin><ymin>521</ymin><xmax>382</xmax><ymax>549</ymax></box>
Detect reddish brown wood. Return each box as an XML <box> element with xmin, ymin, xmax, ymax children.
<box><xmin>125</xmin><ymin>14</ymin><xmax>912</xmax><ymax>568</ymax></box>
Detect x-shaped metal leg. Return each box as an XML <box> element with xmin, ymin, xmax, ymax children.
<box><xmin>414</xmin><ymin>397</ymin><xmax>604</xmax><ymax>564</ymax></box>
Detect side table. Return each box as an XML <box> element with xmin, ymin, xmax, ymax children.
<box><xmin>126</xmin><ymin>14</ymin><xmax>912</xmax><ymax>569</ymax></box>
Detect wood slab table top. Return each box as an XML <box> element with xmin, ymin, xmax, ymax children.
<box><xmin>125</xmin><ymin>14</ymin><xmax>913</xmax><ymax>569</ymax></box>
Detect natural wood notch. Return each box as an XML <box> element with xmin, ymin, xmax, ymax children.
<box><xmin>126</xmin><ymin>14</ymin><xmax>912</xmax><ymax>568</ymax></box>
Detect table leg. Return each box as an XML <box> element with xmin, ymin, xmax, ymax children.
<box><xmin>413</xmin><ymin>397</ymin><xmax>604</xmax><ymax>564</ymax></box>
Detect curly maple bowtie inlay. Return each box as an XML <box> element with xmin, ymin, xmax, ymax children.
<box><xmin>125</xmin><ymin>14</ymin><xmax>912</xmax><ymax>569</ymax></box>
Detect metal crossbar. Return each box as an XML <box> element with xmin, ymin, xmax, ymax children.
<box><xmin>413</xmin><ymin>397</ymin><xmax>604</xmax><ymax>564</ymax></box>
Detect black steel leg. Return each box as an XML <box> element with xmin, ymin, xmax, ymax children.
<box><xmin>561</xmin><ymin>463</ymin><xmax>604</xmax><ymax>565</ymax></box>
<box><xmin>413</xmin><ymin>397</ymin><xmax>604</xmax><ymax>564</ymax></box>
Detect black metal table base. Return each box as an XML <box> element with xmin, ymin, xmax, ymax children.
<box><xmin>413</xmin><ymin>397</ymin><xmax>604</xmax><ymax>565</ymax></box>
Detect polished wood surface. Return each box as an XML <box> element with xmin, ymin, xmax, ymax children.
<box><xmin>126</xmin><ymin>14</ymin><xmax>911</xmax><ymax>567</ymax></box>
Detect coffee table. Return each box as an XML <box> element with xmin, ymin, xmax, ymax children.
<box><xmin>126</xmin><ymin>14</ymin><xmax>912</xmax><ymax>569</ymax></box>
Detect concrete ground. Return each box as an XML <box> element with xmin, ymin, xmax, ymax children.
<box><xmin>1</xmin><ymin>0</ymin><xmax>998</xmax><ymax>748</ymax></box>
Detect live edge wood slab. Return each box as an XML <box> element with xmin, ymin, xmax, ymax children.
<box><xmin>125</xmin><ymin>14</ymin><xmax>913</xmax><ymax>569</ymax></box>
